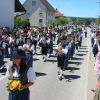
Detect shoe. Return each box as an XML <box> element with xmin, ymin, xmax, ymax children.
<box><xmin>58</xmin><ymin>71</ymin><xmax>60</xmax><ymax>75</ymax></box>
<box><xmin>43</xmin><ymin>56</ymin><xmax>44</xmax><ymax>59</ymax></box>
<box><xmin>43</xmin><ymin>59</ymin><xmax>46</xmax><ymax>62</ymax></box>
<box><xmin>91</xmin><ymin>89</ymin><xmax>96</xmax><ymax>93</ymax></box>
<box><xmin>59</xmin><ymin>77</ymin><xmax>62</xmax><ymax>80</ymax></box>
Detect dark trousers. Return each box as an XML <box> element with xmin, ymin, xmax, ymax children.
<box><xmin>85</xmin><ymin>32</ymin><xmax>87</xmax><ymax>38</ymax></box>
<box><xmin>25</xmin><ymin>53</ymin><xmax>33</xmax><ymax>67</ymax></box>
<box><xmin>57</xmin><ymin>54</ymin><xmax>65</xmax><ymax>70</ymax></box>
<box><xmin>0</xmin><ymin>53</ymin><xmax>4</xmax><ymax>67</ymax></box>
<box><xmin>91</xmin><ymin>38</ymin><xmax>95</xmax><ymax>47</ymax></box>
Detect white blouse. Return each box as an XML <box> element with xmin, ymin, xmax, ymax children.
<box><xmin>6</xmin><ymin>66</ymin><xmax>36</xmax><ymax>83</ymax></box>
<box><xmin>23</xmin><ymin>43</ymin><xmax>34</xmax><ymax>53</ymax></box>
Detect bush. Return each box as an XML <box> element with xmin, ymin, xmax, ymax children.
<box><xmin>15</xmin><ymin>17</ymin><xmax>30</xmax><ymax>28</ymax></box>
<box><xmin>54</xmin><ymin>17</ymin><xmax>68</xmax><ymax>26</ymax></box>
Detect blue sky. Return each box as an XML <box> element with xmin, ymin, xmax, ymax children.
<box><xmin>20</xmin><ymin>0</ymin><xmax>100</xmax><ymax>18</ymax></box>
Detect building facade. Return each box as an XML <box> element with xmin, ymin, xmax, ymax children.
<box><xmin>0</xmin><ymin>0</ymin><xmax>25</xmax><ymax>30</ymax></box>
<box><xmin>0</xmin><ymin>0</ymin><xmax>14</xmax><ymax>30</ymax></box>
<box><xmin>22</xmin><ymin>0</ymin><xmax>55</xmax><ymax>27</ymax></box>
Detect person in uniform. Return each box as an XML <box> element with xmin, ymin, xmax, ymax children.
<box><xmin>0</xmin><ymin>35</ymin><xmax>6</xmax><ymax>69</ymax></box>
<box><xmin>23</xmin><ymin>38</ymin><xmax>34</xmax><ymax>67</ymax></box>
<box><xmin>7</xmin><ymin>49</ymin><xmax>36</xmax><ymax>100</ymax></box>
<box><xmin>39</xmin><ymin>37</ymin><xmax>48</xmax><ymax>62</ymax></box>
<box><xmin>9</xmin><ymin>34</ymin><xmax>20</xmax><ymax>60</ymax></box>
<box><xmin>55</xmin><ymin>39</ymin><xmax>68</xmax><ymax>80</ymax></box>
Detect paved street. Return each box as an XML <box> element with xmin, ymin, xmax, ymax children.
<box><xmin>0</xmin><ymin>29</ymin><xmax>95</xmax><ymax>100</ymax></box>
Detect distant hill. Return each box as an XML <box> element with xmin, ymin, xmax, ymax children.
<box><xmin>66</xmin><ymin>16</ymin><xmax>97</xmax><ymax>25</ymax></box>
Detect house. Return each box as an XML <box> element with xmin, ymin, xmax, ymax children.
<box><xmin>54</xmin><ymin>8</ymin><xmax>64</xmax><ymax>18</ymax></box>
<box><xmin>0</xmin><ymin>0</ymin><xmax>25</xmax><ymax>30</ymax></box>
<box><xmin>22</xmin><ymin>0</ymin><xmax>55</xmax><ymax>27</ymax></box>
<box><xmin>15</xmin><ymin>0</ymin><xmax>26</xmax><ymax>12</ymax></box>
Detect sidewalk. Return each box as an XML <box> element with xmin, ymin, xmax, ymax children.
<box><xmin>87</xmin><ymin>34</ymin><xmax>97</xmax><ymax>100</ymax></box>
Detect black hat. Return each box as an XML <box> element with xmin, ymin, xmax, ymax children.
<box><xmin>12</xmin><ymin>49</ymin><xmax>26</xmax><ymax>59</ymax></box>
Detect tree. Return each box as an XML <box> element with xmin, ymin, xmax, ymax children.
<box><xmin>97</xmin><ymin>17</ymin><xmax>100</xmax><ymax>25</ymax></box>
<box><xmin>15</xmin><ymin>17</ymin><xmax>30</xmax><ymax>28</ymax></box>
<box><xmin>85</xmin><ymin>20</ymin><xmax>91</xmax><ymax>26</ymax></box>
<box><xmin>54</xmin><ymin>17</ymin><xmax>68</xmax><ymax>26</ymax></box>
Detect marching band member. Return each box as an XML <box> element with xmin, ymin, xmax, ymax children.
<box><xmin>23</xmin><ymin>38</ymin><xmax>34</xmax><ymax>67</ymax></box>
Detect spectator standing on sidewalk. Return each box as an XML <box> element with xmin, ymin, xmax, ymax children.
<box><xmin>94</xmin><ymin>51</ymin><xmax>100</xmax><ymax>80</ymax></box>
<box><xmin>93</xmin><ymin>51</ymin><xmax>100</xmax><ymax>100</ymax></box>
<box><xmin>92</xmin><ymin>36</ymin><xmax>100</xmax><ymax>57</ymax></box>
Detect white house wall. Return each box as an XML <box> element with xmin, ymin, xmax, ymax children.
<box><xmin>47</xmin><ymin>11</ymin><xmax>55</xmax><ymax>25</ymax></box>
<box><xmin>22</xmin><ymin>0</ymin><xmax>55</xmax><ymax>27</ymax></box>
<box><xmin>29</xmin><ymin>9</ymin><xmax>39</xmax><ymax>26</ymax></box>
<box><xmin>0</xmin><ymin>0</ymin><xmax>14</xmax><ymax>30</ymax></box>
<box><xmin>29</xmin><ymin>0</ymin><xmax>47</xmax><ymax>27</ymax></box>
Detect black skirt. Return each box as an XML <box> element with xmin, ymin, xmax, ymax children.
<box><xmin>9</xmin><ymin>88</ymin><xmax>30</xmax><ymax>100</ymax></box>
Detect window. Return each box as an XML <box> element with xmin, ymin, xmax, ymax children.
<box><xmin>39</xmin><ymin>10</ymin><xmax>43</xmax><ymax>17</ymax></box>
<box><xmin>39</xmin><ymin>19</ymin><xmax>43</xmax><ymax>23</ymax></box>
<box><xmin>32</xmin><ymin>1</ymin><xmax>36</xmax><ymax>6</ymax></box>
<box><xmin>39</xmin><ymin>13</ymin><xmax>43</xmax><ymax>17</ymax></box>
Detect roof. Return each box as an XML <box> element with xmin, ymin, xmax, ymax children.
<box><xmin>40</xmin><ymin>0</ymin><xmax>55</xmax><ymax>12</ymax></box>
<box><xmin>54</xmin><ymin>9</ymin><xmax>64</xmax><ymax>17</ymax></box>
<box><xmin>15</xmin><ymin>0</ymin><xmax>26</xmax><ymax>12</ymax></box>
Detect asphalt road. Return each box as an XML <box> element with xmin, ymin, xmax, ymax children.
<box><xmin>0</xmin><ymin>29</ymin><xmax>92</xmax><ymax>100</ymax></box>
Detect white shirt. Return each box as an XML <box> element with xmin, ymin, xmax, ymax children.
<box><xmin>6</xmin><ymin>67</ymin><xmax>36</xmax><ymax>83</ymax></box>
<box><xmin>62</xmin><ymin>48</ymin><xmax>68</xmax><ymax>54</ymax></box>
<box><xmin>55</xmin><ymin>45</ymin><xmax>68</xmax><ymax>55</ymax></box>
<box><xmin>9</xmin><ymin>37</ymin><xmax>20</xmax><ymax>44</ymax></box>
<box><xmin>23</xmin><ymin>43</ymin><xmax>34</xmax><ymax>53</ymax></box>
<box><xmin>68</xmin><ymin>43</ymin><xmax>72</xmax><ymax>49</ymax></box>
<box><xmin>91</xmin><ymin>33</ymin><xmax>96</xmax><ymax>38</ymax></box>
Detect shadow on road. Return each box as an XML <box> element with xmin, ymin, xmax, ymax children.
<box><xmin>0</xmin><ymin>68</ymin><xmax>7</xmax><ymax>73</ymax></box>
<box><xmin>77</xmin><ymin>54</ymin><xmax>87</xmax><ymax>56</ymax></box>
<box><xmin>78</xmin><ymin>50</ymin><xmax>88</xmax><ymax>53</ymax></box>
<box><xmin>33</xmin><ymin>58</ymin><xmax>39</xmax><ymax>61</ymax></box>
<box><xmin>65</xmin><ymin>67</ymin><xmax>80</xmax><ymax>72</ymax></box>
<box><xmin>50</xmin><ymin>55</ymin><xmax>57</xmax><ymax>58</ymax></box>
<box><xmin>36</xmin><ymin>53</ymin><xmax>42</xmax><ymax>56</ymax></box>
<box><xmin>46</xmin><ymin>59</ymin><xmax>57</xmax><ymax>63</ymax></box>
<box><xmin>71</xmin><ymin>57</ymin><xmax>84</xmax><ymax>60</ymax></box>
<box><xmin>79</xmin><ymin>47</ymin><xmax>88</xmax><ymax>50</ymax></box>
<box><xmin>68</xmin><ymin>61</ymin><xmax>82</xmax><ymax>65</ymax></box>
<box><xmin>81</xmin><ymin>46</ymin><xmax>88</xmax><ymax>48</ymax></box>
<box><xmin>36</xmin><ymin>72</ymin><xmax>47</xmax><ymax>77</ymax></box>
<box><xmin>63</xmin><ymin>74</ymin><xmax>81</xmax><ymax>82</ymax></box>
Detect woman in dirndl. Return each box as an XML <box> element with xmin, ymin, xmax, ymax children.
<box><xmin>7</xmin><ymin>49</ymin><xmax>36</xmax><ymax>100</ymax></box>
